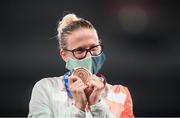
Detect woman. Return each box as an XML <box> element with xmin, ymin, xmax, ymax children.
<box><xmin>28</xmin><ymin>13</ymin><xmax>134</xmax><ymax>118</ymax></box>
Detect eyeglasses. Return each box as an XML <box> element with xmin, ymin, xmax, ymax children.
<box><xmin>63</xmin><ymin>45</ymin><xmax>103</xmax><ymax>59</ymax></box>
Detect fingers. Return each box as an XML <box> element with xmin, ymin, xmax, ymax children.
<box><xmin>68</xmin><ymin>75</ymin><xmax>78</xmax><ymax>86</ymax></box>
<box><xmin>88</xmin><ymin>75</ymin><xmax>105</xmax><ymax>90</ymax></box>
<box><xmin>68</xmin><ymin>75</ymin><xmax>90</xmax><ymax>111</ymax></box>
<box><xmin>69</xmin><ymin>75</ymin><xmax>88</xmax><ymax>92</ymax></box>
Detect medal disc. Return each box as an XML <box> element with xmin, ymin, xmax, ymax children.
<box><xmin>72</xmin><ymin>67</ymin><xmax>91</xmax><ymax>85</ymax></box>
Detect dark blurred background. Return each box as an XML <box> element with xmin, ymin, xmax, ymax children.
<box><xmin>0</xmin><ymin>0</ymin><xmax>180</xmax><ymax>117</ymax></box>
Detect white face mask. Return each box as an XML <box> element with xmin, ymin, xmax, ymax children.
<box><xmin>65</xmin><ymin>53</ymin><xmax>106</xmax><ymax>74</ymax></box>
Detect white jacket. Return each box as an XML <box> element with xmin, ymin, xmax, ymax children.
<box><xmin>28</xmin><ymin>76</ymin><xmax>134</xmax><ymax>118</ymax></box>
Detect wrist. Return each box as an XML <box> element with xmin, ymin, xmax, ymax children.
<box><xmin>89</xmin><ymin>98</ymin><xmax>101</xmax><ymax>105</ymax></box>
<box><xmin>75</xmin><ymin>102</ymin><xmax>86</xmax><ymax>111</ymax></box>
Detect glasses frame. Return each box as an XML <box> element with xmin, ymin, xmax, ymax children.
<box><xmin>63</xmin><ymin>44</ymin><xmax>103</xmax><ymax>60</ymax></box>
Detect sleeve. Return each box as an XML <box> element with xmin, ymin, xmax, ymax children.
<box><xmin>28</xmin><ymin>79</ymin><xmax>53</xmax><ymax>118</ymax></box>
<box><xmin>121</xmin><ymin>87</ymin><xmax>134</xmax><ymax>118</ymax></box>
<box><xmin>28</xmin><ymin>78</ymin><xmax>86</xmax><ymax>118</ymax></box>
<box><xmin>89</xmin><ymin>99</ymin><xmax>116</xmax><ymax>118</ymax></box>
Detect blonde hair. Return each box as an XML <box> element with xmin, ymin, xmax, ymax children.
<box><xmin>57</xmin><ymin>13</ymin><xmax>95</xmax><ymax>49</ymax></box>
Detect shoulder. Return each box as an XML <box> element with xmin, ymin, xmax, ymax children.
<box><xmin>107</xmin><ymin>83</ymin><xmax>130</xmax><ymax>94</ymax></box>
<box><xmin>105</xmin><ymin>83</ymin><xmax>131</xmax><ymax>105</ymax></box>
<box><xmin>32</xmin><ymin>76</ymin><xmax>65</xmax><ymax>92</ymax></box>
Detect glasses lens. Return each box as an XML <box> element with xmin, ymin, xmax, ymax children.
<box><xmin>72</xmin><ymin>45</ymin><xmax>103</xmax><ymax>59</ymax></box>
<box><xmin>73</xmin><ymin>48</ymin><xmax>87</xmax><ymax>59</ymax></box>
<box><xmin>90</xmin><ymin>45</ymin><xmax>102</xmax><ymax>56</ymax></box>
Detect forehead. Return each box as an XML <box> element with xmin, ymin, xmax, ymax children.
<box><xmin>66</xmin><ymin>28</ymin><xmax>99</xmax><ymax>49</ymax></box>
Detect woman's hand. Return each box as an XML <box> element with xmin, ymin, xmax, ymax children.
<box><xmin>87</xmin><ymin>75</ymin><xmax>105</xmax><ymax>105</ymax></box>
<box><xmin>68</xmin><ymin>75</ymin><xmax>88</xmax><ymax>111</ymax></box>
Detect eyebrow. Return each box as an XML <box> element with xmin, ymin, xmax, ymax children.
<box><xmin>74</xmin><ymin>44</ymin><xmax>99</xmax><ymax>50</ymax></box>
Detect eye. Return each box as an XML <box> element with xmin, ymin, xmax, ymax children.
<box><xmin>74</xmin><ymin>48</ymin><xmax>86</xmax><ymax>54</ymax></box>
<box><xmin>91</xmin><ymin>46</ymin><xmax>99</xmax><ymax>51</ymax></box>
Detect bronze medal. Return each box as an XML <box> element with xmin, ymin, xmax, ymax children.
<box><xmin>72</xmin><ymin>67</ymin><xmax>91</xmax><ymax>85</ymax></box>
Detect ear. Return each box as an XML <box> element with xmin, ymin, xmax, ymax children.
<box><xmin>59</xmin><ymin>49</ymin><xmax>68</xmax><ymax>62</ymax></box>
